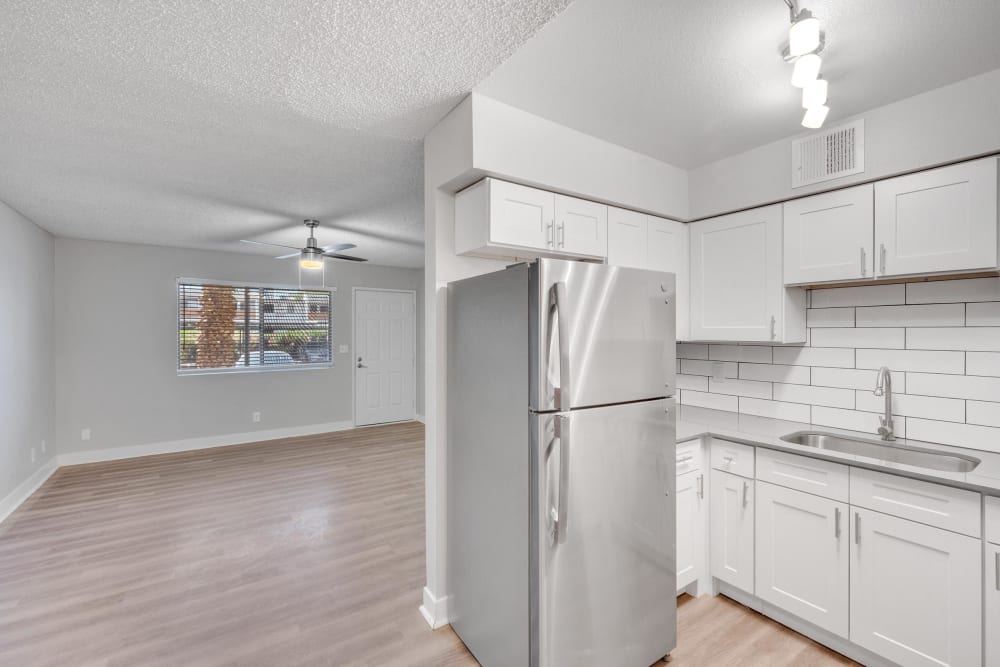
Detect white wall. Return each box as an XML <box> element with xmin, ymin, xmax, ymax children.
<box><xmin>54</xmin><ymin>239</ymin><xmax>423</xmax><ymax>458</ymax></box>
<box><xmin>678</xmin><ymin>278</ymin><xmax>1000</xmax><ymax>454</ymax></box>
<box><xmin>0</xmin><ymin>201</ymin><xmax>55</xmax><ymax>506</ymax></box>
<box><xmin>421</xmin><ymin>92</ymin><xmax>689</xmax><ymax>626</ymax></box>
<box><xmin>689</xmin><ymin>67</ymin><xmax>1000</xmax><ymax>219</ymax></box>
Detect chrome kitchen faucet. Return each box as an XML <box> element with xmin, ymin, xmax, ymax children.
<box><xmin>873</xmin><ymin>366</ymin><xmax>895</xmax><ymax>441</ymax></box>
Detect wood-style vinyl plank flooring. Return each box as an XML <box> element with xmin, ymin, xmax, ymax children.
<box><xmin>0</xmin><ymin>422</ymin><xmax>855</xmax><ymax>666</ymax></box>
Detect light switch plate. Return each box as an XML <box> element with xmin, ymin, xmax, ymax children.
<box><xmin>339</xmin><ymin>344</ymin><xmax>349</xmax><ymax>354</ymax></box>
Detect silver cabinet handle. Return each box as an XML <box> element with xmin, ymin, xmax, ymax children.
<box><xmin>357</xmin><ymin>356</ymin><xmax>367</xmax><ymax>369</ymax></box>
<box><xmin>855</xmin><ymin>512</ymin><xmax>861</xmax><ymax>545</ymax></box>
<box><xmin>548</xmin><ymin>282</ymin><xmax>572</xmax><ymax>411</ymax></box>
<box><xmin>879</xmin><ymin>243</ymin><xmax>887</xmax><ymax>275</ymax></box>
<box><xmin>742</xmin><ymin>480</ymin><xmax>749</xmax><ymax>508</ymax></box>
<box><xmin>557</xmin><ymin>222</ymin><xmax>566</xmax><ymax>248</ymax></box>
<box><xmin>860</xmin><ymin>247</ymin><xmax>867</xmax><ymax>277</ymax></box>
<box><xmin>697</xmin><ymin>474</ymin><xmax>704</xmax><ymax>499</ymax></box>
<box><xmin>676</xmin><ymin>455</ymin><xmax>694</xmax><ymax>464</ymax></box>
<box><xmin>835</xmin><ymin>507</ymin><xmax>841</xmax><ymax>538</ymax></box>
<box><xmin>546</xmin><ymin>221</ymin><xmax>554</xmax><ymax>247</ymax></box>
<box><xmin>995</xmin><ymin>551</ymin><xmax>999</xmax><ymax>592</ymax></box>
<box><xmin>769</xmin><ymin>315</ymin><xmax>776</xmax><ymax>341</ymax></box>
<box><xmin>553</xmin><ymin>414</ymin><xmax>571</xmax><ymax>545</ymax></box>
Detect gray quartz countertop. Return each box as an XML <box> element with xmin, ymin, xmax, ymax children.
<box><xmin>676</xmin><ymin>404</ymin><xmax>1000</xmax><ymax>496</ymax></box>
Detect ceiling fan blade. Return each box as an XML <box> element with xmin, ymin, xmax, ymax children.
<box><xmin>240</xmin><ymin>239</ymin><xmax>301</xmax><ymax>250</ymax></box>
<box><xmin>322</xmin><ymin>242</ymin><xmax>357</xmax><ymax>252</ymax></box>
<box><xmin>274</xmin><ymin>252</ymin><xmax>300</xmax><ymax>259</ymax></box>
<box><xmin>323</xmin><ymin>252</ymin><xmax>368</xmax><ymax>262</ymax></box>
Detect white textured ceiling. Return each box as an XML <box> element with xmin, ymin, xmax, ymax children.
<box><xmin>477</xmin><ymin>0</ymin><xmax>1000</xmax><ymax>168</ymax></box>
<box><xmin>0</xmin><ymin>0</ymin><xmax>571</xmax><ymax>268</ymax></box>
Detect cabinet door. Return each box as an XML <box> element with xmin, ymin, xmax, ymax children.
<box><xmin>676</xmin><ymin>470</ymin><xmax>705</xmax><ymax>593</ymax></box>
<box><xmin>648</xmin><ymin>217</ymin><xmax>690</xmax><ymax>341</ymax></box>
<box><xmin>755</xmin><ymin>482</ymin><xmax>848</xmax><ymax>637</ymax></box>
<box><xmin>784</xmin><ymin>184</ymin><xmax>874</xmax><ymax>284</ymax></box>
<box><xmin>710</xmin><ymin>469</ymin><xmax>754</xmax><ymax>593</ymax></box>
<box><xmin>607</xmin><ymin>207</ymin><xmax>647</xmax><ymax>269</ymax></box>
<box><xmin>850</xmin><ymin>507</ymin><xmax>982</xmax><ymax>667</ymax></box>
<box><xmin>690</xmin><ymin>205</ymin><xmax>784</xmax><ymax>342</ymax></box>
<box><xmin>554</xmin><ymin>194</ymin><xmax>607</xmax><ymax>258</ymax></box>
<box><xmin>874</xmin><ymin>157</ymin><xmax>998</xmax><ymax>277</ymax></box>
<box><xmin>488</xmin><ymin>179</ymin><xmax>555</xmax><ymax>251</ymax></box>
<box><xmin>988</xmin><ymin>543</ymin><xmax>1000</xmax><ymax>667</ymax></box>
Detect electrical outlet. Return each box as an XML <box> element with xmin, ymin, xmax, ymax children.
<box><xmin>252</xmin><ymin>411</ymin><xmax>261</xmax><ymax>423</ymax></box>
<box><xmin>41</xmin><ymin>440</ymin><xmax>46</xmax><ymax>454</ymax></box>
<box><xmin>81</xmin><ymin>428</ymin><xmax>91</xmax><ymax>441</ymax></box>
<box><xmin>30</xmin><ymin>447</ymin><xmax>36</xmax><ymax>464</ymax></box>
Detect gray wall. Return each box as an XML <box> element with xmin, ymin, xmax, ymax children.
<box><xmin>0</xmin><ymin>201</ymin><xmax>55</xmax><ymax>501</ymax></box>
<box><xmin>54</xmin><ymin>239</ymin><xmax>423</xmax><ymax>456</ymax></box>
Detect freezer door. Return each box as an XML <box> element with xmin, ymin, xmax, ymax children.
<box><xmin>530</xmin><ymin>259</ymin><xmax>675</xmax><ymax>412</ymax></box>
<box><xmin>531</xmin><ymin>399</ymin><xmax>676</xmax><ymax>667</ymax></box>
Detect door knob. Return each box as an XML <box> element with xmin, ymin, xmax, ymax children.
<box><xmin>357</xmin><ymin>356</ymin><xmax>367</xmax><ymax>369</ymax></box>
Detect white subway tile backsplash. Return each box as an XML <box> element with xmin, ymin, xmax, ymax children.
<box><xmin>738</xmin><ymin>397</ymin><xmax>810</xmax><ymax>423</ymax></box>
<box><xmin>811</xmin><ymin>284</ymin><xmax>905</xmax><ymax>308</ymax></box>
<box><xmin>807</xmin><ymin>308</ymin><xmax>855</xmax><ymax>328</ymax></box>
<box><xmin>811</xmin><ymin>327</ymin><xmax>905</xmax><ymax>349</ymax></box>
<box><xmin>965</xmin><ymin>302</ymin><xmax>1000</xmax><ymax>326</ymax></box>
<box><xmin>680</xmin><ymin>390</ymin><xmax>738</xmax><ymax>412</ymax></box>
<box><xmin>773</xmin><ymin>347</ymin><xmax>855</xmax><ymax>368</ymax></box>
<box><xmin>708</xmin><ymin>378</ymin><xmax>772</xmax><ymax>399</ymax></box>
<box><xmin>907</xmin><ymin>418</ymin><xmax>1000</xmax><ymax>453</ymax></box>
<box><xmin>856</xmin><ymin>304</ymin><xmax>965</xmax><ymax>328</ymax></box>
<box><xmin>811</xmin><ymin>406</ymin><xmax>906</xmax><ymax>438</ymax></box>
<box><xmin>739</xmin><ymin>363</ymin><xmax>810</xmax><ymax>385</ymax></box>
<box><xmin>855</xmin><ymin>349</ymin><xmax>964</xmax><ymax>374</ymax></box>
<box><xmin>686</xmin><ymin>278</ymin><xmax>1000</xmax><ymax>453</ymax></box>
<box><xmin>774</xmin><ymin>383</ymin><xmax>854</xmax><ymax>408</ymax></box>
<box><xmin>811</xmin><ymin>367</ymin><xmax>905</xmax><ymax>392</ymax></box>
<box><xmin>680</xmin><ymin>359</ymin><xmax>738</xmax><ymax>378</ymax></box>
<box><xmin>677</xmin><ymin>343</ymin><xmax>709</xmax><ymax>360</ymax></box>
<box><xmin>675</xmin><ymin>374</ymin><xmax>708</xmax><ymax>391</ymax></box>
<box><xmin>907</xmin><ymin>373</ymin><xmax>1000</xmax><ymax>401</ymax></box>
<box><xmin>968</xmin><ymin>352</ymin><xmax>1000</xmax><ymax>377</ymax></box>
<box><xmin>907</xmin><ymin>277</ymin><xmax>1000</xmax><ymax>304</ymax></box>
<box><xmin>967</xmin><ymin>401</ymin><xmax>1000</xmax><ymax>428</ymax></box>
<box><xmin>906</xmin><ymin>327</ymin><xmax>1000</xmax><ymax>352</ymax></box>
<box><xmin>855</xmin><ymin>391</ymin><xmax>966</xmax><ymax>423</ymax></box>
<box><xmin>709</xmin><ymin>345</ymin><xmax>772</xmax><ymax>363</ymax></box>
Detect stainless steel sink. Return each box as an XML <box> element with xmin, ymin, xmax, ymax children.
<box><xmin>780</xmin><ymin>431</ymin><xmax>981</xmax><ymax>473</ymax></box>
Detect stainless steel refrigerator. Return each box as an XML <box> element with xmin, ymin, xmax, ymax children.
<box><xmin>447</xmin><ymin>258</ymin><xmax>677</xmax><ymax>667</ymax></box>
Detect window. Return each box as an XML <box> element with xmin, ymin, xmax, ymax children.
<box><xmin>177</xmin><ymin>281</ymin><xmax>332</xmax><ymax>372</ymax></box>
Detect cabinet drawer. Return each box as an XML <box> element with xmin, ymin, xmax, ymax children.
<box><xmin>710</xmin><ymin>439</ymin><xmax>754</xmax><ymax>478</ymax></box>
<box><xmin>987</xmin><ymin>496</ymin><xmax>1000</xmax><ymax>546</ymax></box>
<box><xmin>850</xmin><ymin>468</ymin><xmax>981</xmax><ymax>538</ymax></box>
<box><xmin>756</xmin><ymin>448</ymin><xmax>849</xmax><ymax>503</ymax></box>
<box><xmin>676</xmin><ymin>440</ymin><xmax>703</xmax><ymax>476</ymax></box>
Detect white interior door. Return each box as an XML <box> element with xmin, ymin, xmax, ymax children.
<box><xmin>354</xmin><ymin>289</ymin><xmax>416</xmax><ymax>426</ymax></box>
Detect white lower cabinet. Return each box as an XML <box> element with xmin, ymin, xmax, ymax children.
<box><xmin>710</xmin><ymin>469</ymin><xmax>754</xmax><ymax>593</ymax></box>
<box><xmin>755</xmin><ymin>481</ymin><xmax>848</xmax><ymax>637</ymax></box>
<box><xmin>987</xmin><ymin>543</ymin><xmax>1000</xmax><ymax>667</ymax></box>
<box><xmin>850</xmin><ymin>507</ymin><xmax>982</xmax><ymax>667</ymax></box>
<box><xmin>676</xmin><ymin>469</ymin><xmax>705</xmax><ymax>593</ymax></box>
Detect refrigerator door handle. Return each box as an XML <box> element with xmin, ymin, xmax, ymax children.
<box><xmin>553</xmin><ymin>413</ymin><xmax>571</xmax><ymax>544</ymax></box>
<box><xmin>548</xmin><ymin>281</ymin><xmax>572</xmax><ymax>411</ymax></box>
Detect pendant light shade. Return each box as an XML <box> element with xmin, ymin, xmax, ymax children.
<box><xmin>791</xmin><ymin>53</ymin><xmax>821</xmax><ymax>88</ymax></box>
<box><xmin>802</xmin><ymin>104</ymin><xmax>830</xmax><ymax>129</ymax></box>
<box><xmin>789</xmin><ymin>11</ymin><xmax>820</xmax><ymax>57</ymax></box>
<box><xmin>802</xmin><ymin>78</ymin><xmax>828</xmax><ymax>108</ymax></box>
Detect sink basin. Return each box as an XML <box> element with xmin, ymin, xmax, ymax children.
<box><xmin>780</xmin><ymin>431</ymin><xmax>980</xmax><ymax>473</ymax></box>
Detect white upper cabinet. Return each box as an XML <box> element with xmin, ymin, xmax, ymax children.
<box><xmin>755</xmin><ymin>481</ymin><xmax>849</xmax><ymax>638</ymax></box>
<box><xmin>690</xmin><ymin>205</ymin><xmax>806</xmax><ymax>343</ymax></box>
<box><xmin>784</xmin><ymin>184</ymin><xmax>874</xmax><ymax>284</ymax></box>
<box><xmin>455</xmin><ymin>178</ymin><xmax>608</xmax><ymax>261</ymax></box>
<box><xmin>607</xmin><ymin>208</ymin><xmax>690</xmax><ymax>340</ymax></box>
<box><xmin>850</xmin><ymin>507</ymin><xmax>982</xmax><ymax>667</ymax></box>
<box><xmin>553</xmin><ymin>194</ymin><xmax>607</xmax><ymax>258</ymax></box>
<box><xmin>874</xmin><ymin>157</ymin><xmax>998</xmax><ymax>277</ymax></box>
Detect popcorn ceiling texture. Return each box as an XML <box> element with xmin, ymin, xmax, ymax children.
<box><xmin>0</xmin><ymin>0</ymin><xmax>572</xmax><ymax>267</ymax></box>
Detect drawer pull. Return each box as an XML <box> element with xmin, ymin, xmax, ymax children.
<box><xmin>676</xmin><ymin>455</ymin><xmax>694</xmax><ymax>464</ymax></box>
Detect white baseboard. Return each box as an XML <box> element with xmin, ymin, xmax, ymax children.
<box><xmin>0</xmin><ymin>458</ymin><xmax>58</xmax><ymax>525</ymax></box>
<box><xmin>419</xmin><ymin>586</ymin><xmax>451</xmax><ymax>629</ymax></box>
<box><xmin>414</xmin><ymin>414</ymin><xmax>426</xmax><ymax>424</ymax></box>
<box><xmin>57</xmin><ymin>420</ymin><xmax>356</xmax><ymax>466</ymax></box>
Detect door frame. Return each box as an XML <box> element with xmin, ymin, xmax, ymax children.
<box><xmin>352</xmin><ymin>287</ymin><xmax>418</xmax><ymax>427</ymax></box>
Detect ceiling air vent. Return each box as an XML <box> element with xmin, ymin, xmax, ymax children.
<box><xmin>791</xmin><ymin>119</ymin><xmax>865</xmax><ymax>188</ymax></box>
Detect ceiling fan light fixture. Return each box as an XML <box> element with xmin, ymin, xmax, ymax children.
<box><xmin>789</xmin><ymin>10</ymin><xmax>820</xmax><ymax>57</ymax></box>
<box><xmin>299</xmin><ymin>248</ymin><xmax>324</xmax><ymax>270</ymax></box>
<box><xmin>802</xmin><ymin>78</ymin><xmax>828</xmax><ymax>108</ymax></box>
<box><xmin>790</xmin><ymin>53</ymin><xmax>821</xmax><ymax>88</ymax></box>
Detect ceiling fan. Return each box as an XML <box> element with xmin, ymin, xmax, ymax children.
<box><xmin>240</xmin><ymin>219</ymin><xmax>368</xmax><ymax>269</ymax></box>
